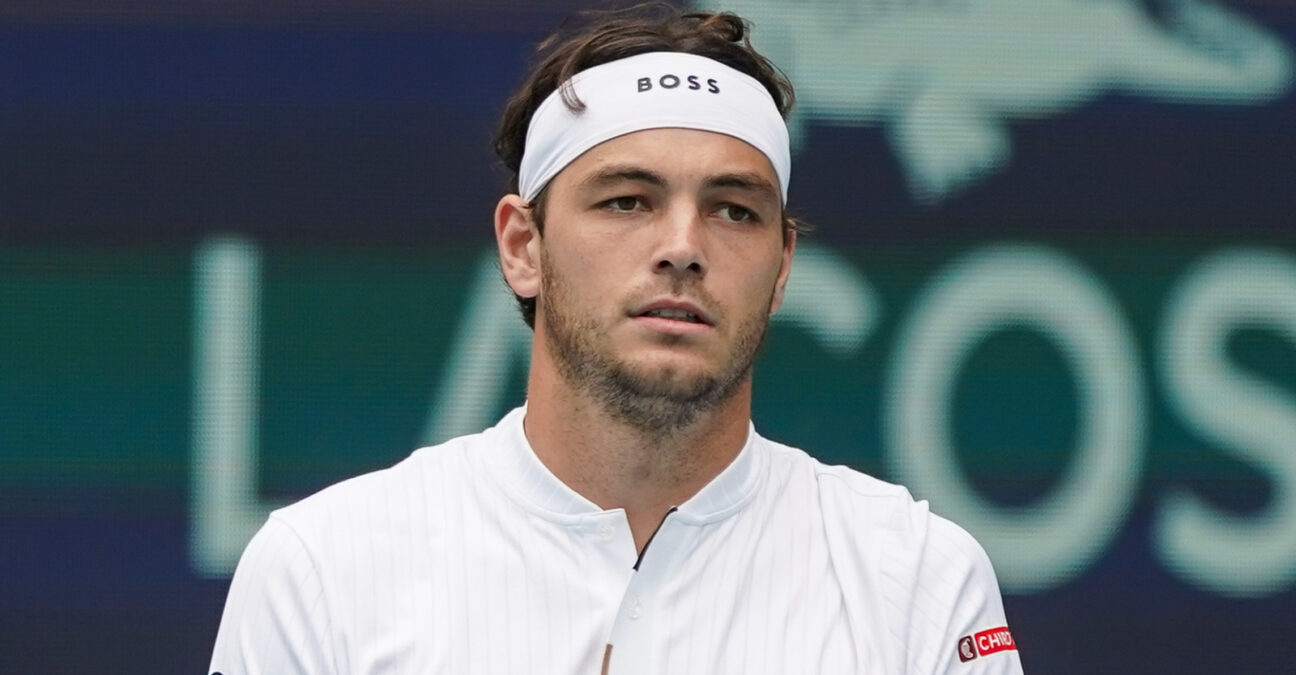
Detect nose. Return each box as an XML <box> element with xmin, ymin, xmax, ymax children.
<box><xmin>654</xmin><ymin>204</ymin><xmax>707</xmax><ymax>277</ymax></box>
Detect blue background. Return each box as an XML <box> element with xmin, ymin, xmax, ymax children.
<box><xmin>2</xmin><ymin>1</ymin><xmax>1294</xmax><ymax>672</ymax></box>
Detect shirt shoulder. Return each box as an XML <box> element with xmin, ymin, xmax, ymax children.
<box><xmin>760</xmin><ymin>438</ymin><xmax>929</xmax><ymax>534</ymax></box>
<box><xmin>762</xmin><ymin>441</ymin><xmax>1022</xmax><ymax>674</ymax></box>
<box><xmin>269</xmin><ymin>430</ymin><xmax>481</xmax><ymax>543</ymax></box>
<box><xmin>210</xmin><ymin>429</ymin><xmax>492</xmax><ymax>674</ymax></box>
<box><xmin>789</xmin><ymin>448</ymin><xmax>986</xmax><ymax>559</ymax></box>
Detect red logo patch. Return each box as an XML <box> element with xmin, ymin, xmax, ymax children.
<box><xmin>957</xmin><ymin>627</ymin><xmax>1016</xmax><ymax>663</ymax></box>
<box><xmin>974</xmin><ymin>627</ymin><xmax>1016</xmax><ymax>656</ymax></box>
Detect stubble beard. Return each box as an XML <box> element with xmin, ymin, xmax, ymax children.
<box><xmin>539</xmin><ymin>250</ymin><xmax>772</xmax><ymax>436</ymax></box>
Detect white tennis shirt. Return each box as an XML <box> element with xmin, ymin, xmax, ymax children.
<box><xmin>210</xmin><ymin>406</ymin><xmax>1023</xmax><ymax>674</ymax></box>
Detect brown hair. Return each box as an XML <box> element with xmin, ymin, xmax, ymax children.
<box><xmin>494</xmin><ymin>3</ymin><xmax>801</xmax><ymax>328</ymax></box>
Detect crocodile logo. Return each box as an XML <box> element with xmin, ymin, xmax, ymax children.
<box><xmin>701</xmin><ymin>0</ymin><xmax>1293</xmax><ymax>203</ymax></box>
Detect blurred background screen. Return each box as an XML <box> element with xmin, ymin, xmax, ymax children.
<box><xmin>1</xmin><ymin>0</ymin><xmax>1293</xmax><ymax>672</ymax></box>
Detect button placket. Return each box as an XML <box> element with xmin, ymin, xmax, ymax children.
<box><xmin>604</xmin><ymin>512</ymin><xmax>687</xmax><ymax>674</ymax></box>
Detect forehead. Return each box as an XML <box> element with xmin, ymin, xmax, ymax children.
<box><xmin>551</xmin><ymin>127</ymin><xmax>781</xmax><ymax>196</ymax></box>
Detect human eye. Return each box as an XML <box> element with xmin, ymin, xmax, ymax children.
<box><xmin>600</xmin><ymin>196</ymin><xmax>643</xmax><ymax>213</ymax></box>
<box><xmin>716</xmin><ymin>203</ymin><xmax>757</xmax><ymax>224</ymax></box>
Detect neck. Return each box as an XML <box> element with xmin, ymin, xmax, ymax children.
<box><xmin>522</xmin><ymin>346</ymin><xmax>752</xmax><ymax>552</ymax></box>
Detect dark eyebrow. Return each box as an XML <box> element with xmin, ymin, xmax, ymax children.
<box><xmin>577</xmin><ymin>165</ymin><xmax>780</xmax><ymax>205</ymax></box>
<box><xmin>578</xmin><ymin>165</ymin><xmax>667</xmax><ymax>190</ymax></box>
<box><xmin>705</xmin><ymin>172</ymin><xmax>780</xmax><ymax>203</ymax></box>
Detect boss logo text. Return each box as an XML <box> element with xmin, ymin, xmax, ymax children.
<box><xmin>637</xmin><ymin>74</ymin><xmax>720</xmax><ymax>93</ymax></box>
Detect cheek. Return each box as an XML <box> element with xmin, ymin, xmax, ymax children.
<box><xmin>721</xmin><ymin>264</ymin><xmax>783</xmax><ymax>316</ymax></box>
<box><xmin>744</xmin><ymin>243</ymin><xmax>789</xmax><ymax>287</ymax></box>
<box><xmin>555</xmin><ymin>232</ymin><xmax>640</xmax><ymax>281</ymax></box>
<box><xmin>544</xmin><ymin>246</ymin><xmax>617</xmax><ymax>306</ymax></box>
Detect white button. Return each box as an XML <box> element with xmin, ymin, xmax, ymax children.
<box><xmin>629</xmin><ymin>601</ymin><xmax>643</xmax><ymax>620</ymax></box>
<box><xmin>597</xmin><ymin>523</ymin><xmax>614</xmax><ymax>540</ymax></box>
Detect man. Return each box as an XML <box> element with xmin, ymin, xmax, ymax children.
<box><xmin>210</xmin><ymin>6</ymin><xmax>1022</xmax><ymax>674</ymax></box>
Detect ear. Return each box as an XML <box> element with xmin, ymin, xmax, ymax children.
<box><xmin>769</xmin><ymin>230</ymin><xmax>796</xmax><ymax>315</ymax></box>
<box><xmin>495</xmin><ymin>194</ymin><xmax>542</xmax><ymax>300</ymax></box>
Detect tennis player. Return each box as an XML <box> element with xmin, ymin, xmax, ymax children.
<box><xmin>210</xmin><ymin>6</ymin><xmax>1022</xmax><ymax>674</ymax></box>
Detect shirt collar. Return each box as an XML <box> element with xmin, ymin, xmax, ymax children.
<box><xmin>481</xmin><ymin>405</ymin><xmax>767</xmax><ymax>525</ymax></box>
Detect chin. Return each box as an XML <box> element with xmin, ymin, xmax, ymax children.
<box><xmin>617</xmin><ymin>359</ymin><xmax>719</xmax><ymax>397</ymax></box>
<box><xmin>627</xmin><ymin>353</ymin><xmax>714</xmax><ymax>381</ymax></box>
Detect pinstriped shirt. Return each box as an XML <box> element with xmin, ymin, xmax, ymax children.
<box><xmin>210</xmin><ymin>406</ymin><xmax>1023</xmax><ymax>674</ymax></box>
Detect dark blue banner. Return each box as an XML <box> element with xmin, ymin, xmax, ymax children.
<box><xmin>2</xmin><ymin>2</ymin><xmax>1293</xmax><ymax>672</ymax></box>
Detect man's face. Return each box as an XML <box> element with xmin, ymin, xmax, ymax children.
<box><xmin>532</xmin><ymin>127</ymin><xmax>794</xmax><ymax>430</ymax></box>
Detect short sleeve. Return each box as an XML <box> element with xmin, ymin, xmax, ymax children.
<box><xmin>209</xmin><ymin>516</ymin><xmax>338</xmax><ymax>675</ymax></box>
<box><xmin>907</xmin><ymin>516</ymin><xmax>1024</xmax><ymax>675</ymax></box>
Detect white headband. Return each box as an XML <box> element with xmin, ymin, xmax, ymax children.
<box><xmin>518</xmin><ymin>51</ymin><xmax>791</xmax><ymax>203</ymax></box>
